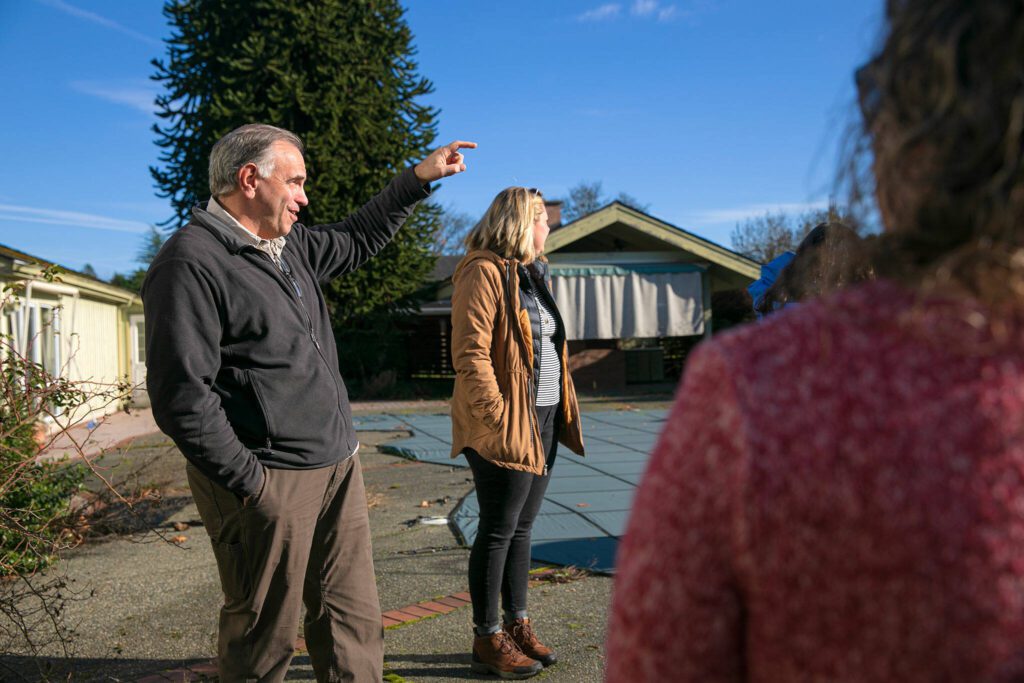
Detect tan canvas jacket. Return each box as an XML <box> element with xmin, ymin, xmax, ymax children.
<box><xmin>449</xmin><ymin>250</ymin><xmax>585</xmax><ymax>474</ymax></box>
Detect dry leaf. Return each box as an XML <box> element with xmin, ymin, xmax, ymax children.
<box><xmin>418</xmin><ymin>500</ymin><xmax>431</xmax><ymax>508</ymax></box>
<box><xmin>576</xmin><ymin>502</ymin><xmax>591</xmax><ymax>508</ymax></box>
<box><xmin>171</xmin><ymin>535</ymin><xmax>188</xmax><ymax>544</ymax></box>
<box><xmin>173</xmin><ymin>522</ymin><xmax>189</xmax><ymax>532</ymax></box>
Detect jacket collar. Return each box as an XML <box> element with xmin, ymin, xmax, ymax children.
<box><xmin>452</xmin><ymin>249</ymin><xmax>513</xmax><ymax>282</ymax></box>
<box><xmin>453</xmin><ymin>249</ymin><xmax>549</xmax><ymax>281</ymax></box>
<box><xmin>519</xmin><ymin>259</ymin><xmax>548</xmax><ymax>280</ymax></box>
<box><xmin>191</xmin><ymin>202</ymin><xmax>260</xmax><ymax>255</ymax></box>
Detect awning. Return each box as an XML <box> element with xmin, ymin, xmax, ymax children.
<box><xmin>549</xmin><ymin>263</ymin><xmax>705</xmax><ymax>340</ymax></box>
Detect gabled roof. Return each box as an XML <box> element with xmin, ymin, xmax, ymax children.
<box><xmin>429</xmin><ymin>254</ymin><xmax>463</xmax><ymax>282</ymax></box>
<box><xmin>546</xmin><ymin>201</ymin><xmax>760</xmax><ymax>280</ymax></box>
<box><xmin>0</xmin><ymin>242</ymin><xmax>138</xmax><ymax>304</ymax></box>
<box><xmin>0</xmin><ymin>243</ymin><xmax>55</xmax><ymax>265</ymax></box>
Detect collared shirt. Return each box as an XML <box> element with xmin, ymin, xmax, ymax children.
<box><xmin>207</xmin><ymin>197</ymin><xmax>287</xmax><ymax>269</ymax></box>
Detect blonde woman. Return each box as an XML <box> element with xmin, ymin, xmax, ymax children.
<box><xmin>450</xmin><ymin>187</ymin><xmax>585</xmax><ymax>679</ymax></box>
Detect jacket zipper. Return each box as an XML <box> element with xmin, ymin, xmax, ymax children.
<box><xmin>524</xmin><ymin>274</ymin><xmax>542</xmax><ymax>399</ymax></box>
<box><xmin>280</xmin><ymin>259</ymin><xmax>320</xmax><ymax>351</ymax></box>
<box><xmin>506</xmin><ymin>262</ymin><xmax>543</xmax><ymax>473</ymax></box>
<box><xmin>529</xmin><ymin>284</ymin><xmax>551</xmax><ymax>473</ymax></box>
<box><xmin>278</xmin><ymin>258</ymin><xmax>346</xmax><ymax>411</ymax></box>
<box><xmin>251</xmin><ymin>250</ymin><xmax>345</xmax><ymax>411</ymax></box>
<box><xmin>246</xmin><ymin>369</ymin><xmax>274</xmax><ymax>450</ymax></box>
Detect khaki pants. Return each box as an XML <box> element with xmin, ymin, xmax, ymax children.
<box><xmin>187</xmin><ymin>455</ymin><xmax>382</xmax><ymax>683</ymax></box>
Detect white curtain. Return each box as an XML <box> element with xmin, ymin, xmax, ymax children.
<box><xmin>552</xmin><ymin>271</ymin><xmax>704</xmax><ymax>340</ymax></box>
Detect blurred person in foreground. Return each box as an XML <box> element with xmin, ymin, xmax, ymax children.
<box><xmin>753</xmin><ymin>220</ymin><xmax>873</xmax><ymax>318</ymax></box>
<box><xmin>606</xmin><ymin>1</ymin><xmax>1024</xmax><ymax>680</ymax></box>
<box><xmin>450</xmin><ymin>187</ymin><xmax>585</xmax><ymax>679</ymax></box>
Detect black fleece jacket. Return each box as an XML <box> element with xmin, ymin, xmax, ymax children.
<box><xmin>142</xmin><ymin>167</ymin><xmax>429</xmax><ymax>498</ymax></box>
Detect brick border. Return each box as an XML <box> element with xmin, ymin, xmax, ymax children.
<box><xmin>133</xmin><ymin>575</ymin><xmax>577</xmax><ymax>681</ymax></box>
<box><xmin>383</xmin><ymin>591</ymin><xmax>471</xmax><ymax>628</ymax></box>
<box><xmin>133</xmin><ymin>593</ymin><xmax>471</xmax><ymax>681</ymax></box>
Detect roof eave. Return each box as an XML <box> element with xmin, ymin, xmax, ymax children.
<box><xmin>546</xmin><ymin>202</ymin><xmax>760</xmax><ymax>280</ymax></box>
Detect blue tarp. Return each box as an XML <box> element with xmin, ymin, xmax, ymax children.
<box><xmin>357</xmin><ymin>410</ymin><xmax>667</xmax><ymax>574</ymax></box>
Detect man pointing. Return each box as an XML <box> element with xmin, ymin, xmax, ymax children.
<box><xmin>143</xmin><ymin>124</ymin><xmax>476</xmax><ymax>681</ymax></box>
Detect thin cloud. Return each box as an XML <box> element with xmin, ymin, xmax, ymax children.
<box><xmin>583</xmin><ymin>0</ymin><xmax>686</xmax><ymax>23</ymax></box>
<box><xmin>36</xmin><ymin>0</ymin><xmax>161</xmax><ymax>47</ymax></box>
<box><xmin>632</xmin><ymin>0</ymin><xmax>658</xmax><ymax>16</ymax></box>
<box><xmin>679</xmin><ymin>0</ymin><xmax>719</xmax><ymax>22</ymax></box>
<box><xmin>577</xmin><ymin>3</ymin><xmax>622</xmax><ymax>22</ymax></box>
<box><xmin>632</xmin><ymin>0</ymin><xmax>682</xmax><ymax>21</ymax></box>
<box><xmin>71</xmin><ymin>80</ymin><xmax>158</xmax><ymax>114</ymax></box>
<box><xmin>0</xmin><ymin>204</ymin><xmax>150</xmax><ymax>234</ymax></box>
<box><xmin>691</xmin><ymin>201</ymin><xmax>828</xmax><ymax>225</ymax></box>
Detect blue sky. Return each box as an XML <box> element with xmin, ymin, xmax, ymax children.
<box><xmin>0</xmin><ymin>0</ymin><xmax>882</xmax><ymax>280</ymax></box>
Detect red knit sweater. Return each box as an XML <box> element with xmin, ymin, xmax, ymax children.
<box><xmin>606</xmin><ymin>280</ymin><xmax>1024</xmax><ymax>682</ymax></box>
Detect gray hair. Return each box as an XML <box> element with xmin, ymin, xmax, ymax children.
<box><xmin>208</xmin><ymin>124</ymin><xmax>304</xmax><ymax>197</ymax></box>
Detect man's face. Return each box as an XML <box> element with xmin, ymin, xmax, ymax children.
<box><xmin>252</xmin><ymin>141</ymin><xmax>308</xmax><ymax>240</ymax></box>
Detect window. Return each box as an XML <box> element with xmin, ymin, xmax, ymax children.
<box><xmin>4</xmin><ymin>302</ymin><xmax>61</xmax><ymax>377</ymax></box>
<box><xmin>130</xmin><ymin>316</ymin><xmax>145</xmax><ymax>364</ymax></box>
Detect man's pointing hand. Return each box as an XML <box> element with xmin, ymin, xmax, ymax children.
<box><xmin>414</xmin><ymin>140</ymin><xmax>478</xmax><ymax>183</ymax></box>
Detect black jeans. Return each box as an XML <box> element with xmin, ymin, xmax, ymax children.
<box><xmin>466</xmin><ymin>403</ymin><xmax>560</xmax><ymax>632</ymax></box>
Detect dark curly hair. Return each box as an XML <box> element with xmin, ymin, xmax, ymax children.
<box><xmin>854</xmin><ymin>0</ymin><xmax>1024</xmax><ymax>304</ymax></box>
<box><xmin>757</xmin><ymin>222</ymin><xmax>873</xmax><ymax>317</ymax></box>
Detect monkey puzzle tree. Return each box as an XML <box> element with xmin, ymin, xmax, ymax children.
<box><xmin>151</xmin><ymin>0</ymin><xmax>441</xmax><ymax>385</ymax></box>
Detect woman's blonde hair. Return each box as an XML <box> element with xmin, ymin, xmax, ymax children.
<box><xmin>464</xmin><ymin>187</ymin><xmax>546</xmax><ymax>263</ymax></box>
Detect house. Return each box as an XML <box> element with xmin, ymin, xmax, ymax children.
<box><xmin>411</xmin><ymin>200</ymin><xmax>760</xmax><ymax>392</ymax></box>
<box><xmin>0</xmin><ymin>244</ymin><xmax>144</xmax><ymax>426</ymax></box>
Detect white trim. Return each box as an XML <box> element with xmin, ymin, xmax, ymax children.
<box><xmin>548</xmin><ymin>251</ymin><xmax>693</xmax><ymax>265</ymax></box>
<box><xmin>20</xmin><ymin>280</ymin><xmax>79</xmax><ymax>297</ymax></box>
<box><xmin>29</xmin><ymin>306</ymin><xmax>41</xmax><ymax>364</ymax></box>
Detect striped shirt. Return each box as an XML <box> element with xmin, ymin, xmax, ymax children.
<box><xmin>535</xmin><ymin>294</ymin><xmax>562</xmax><ymax>406</ymax></box>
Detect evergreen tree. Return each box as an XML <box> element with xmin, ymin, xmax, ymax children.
<box><xmin>136</xmin><ymin>225</ymin><xmax>166</xmax><ymax>265</ymax></box>
<box><xmin>110</xmin><ymin>269</ymin><xmax>148</xmax><ymax>292</ymax></box>
<box><xmin>109</xmin><ymin>226</ymin><xmax>166</xmax><ymax>293</ymax></box>
<box><xmin>150</xmin><ymin>0</ymin><xmax>441</xmax><ymax>384</ymax></box>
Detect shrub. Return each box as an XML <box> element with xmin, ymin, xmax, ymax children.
<box><xmin>0</xmin><ymin>270</ymin><xmax>131</xmax><ymax>661</ymax></box>
<box><xmin>0</xmin><ymin>301</ymin><xmax>93</xmax><ymax>575</ymax></box>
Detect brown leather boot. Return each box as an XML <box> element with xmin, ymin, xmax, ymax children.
<box><xmin>471</xmin><ymin>630</ymin><xmax>543</xmax><ymax>679</ymax></box>
<box><xmin>503</xmin><ymin>617</ymin><xmax>557</xmax><ymax>667</ymax></box>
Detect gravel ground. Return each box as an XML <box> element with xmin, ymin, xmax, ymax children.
<box><xmin>382</xmin><ymin>575</ymin><xmax>611</xmax><ymax>683</ymax></box>
<box><xmin>0</xmin><ymin>425</ymin><xmax>618</xmax><ymax>682</ymax></box>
